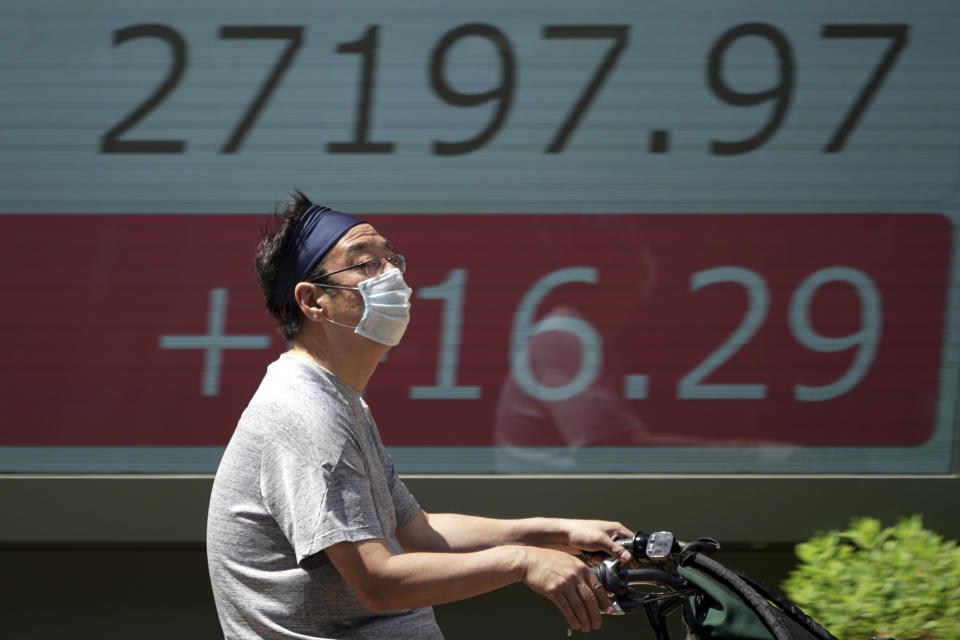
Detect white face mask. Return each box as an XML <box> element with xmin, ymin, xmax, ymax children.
<box><xmin>325</xmin><ymin>268</ymin><xmax>412</xmax><ymax>346</ymax></box>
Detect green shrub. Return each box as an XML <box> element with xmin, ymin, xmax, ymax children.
<box><xmin>781</xmin><ymin>516</ymin><xmax>960</xmax><ymax>640</ymax></box>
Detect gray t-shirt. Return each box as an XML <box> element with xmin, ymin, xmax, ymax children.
<box><xmin>207</xmin><ymin>353</ymin><xmax>443</xmax><ymax>639</ymax></box>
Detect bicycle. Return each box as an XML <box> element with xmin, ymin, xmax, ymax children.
<box><xmin>592</xmin><ymin>530</ymin><xmax>878</xmax><ymax>640</ymax></box>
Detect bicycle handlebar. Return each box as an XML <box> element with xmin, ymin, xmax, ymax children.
<box><xmin>592</xmin><ymin>530</ymin><xmax>720</xmax><ymax>616</ymax></box>
<box><xmin>594</xmin><ymin>530</ymin><xmax>840</xmax><ymax>640</ymax></box>
<box><xmin>613</xmin><ymin>530</ymin><xmax>720</xmax><ymax>564</ymax></box>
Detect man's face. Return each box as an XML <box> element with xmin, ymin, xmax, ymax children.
<box><xmin>318</xmin><ymin>223</ymin><xmax>400</xmax><ymax>325</ymax></box>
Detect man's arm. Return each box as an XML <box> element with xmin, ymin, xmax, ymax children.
<box><xmin>324</xmin><ymin>536</ymin><xmax>614</xmax><ymax>632</ymax></box>
<box><xmin>396</xmin><ymin>510</ymin><xmax>633</xmax><ymax>563</ymax></box>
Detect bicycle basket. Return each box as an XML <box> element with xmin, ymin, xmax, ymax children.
<box><xmin>678</xmin><ymin>553</ymin><xmax>838</xmax><ymax>640</ymax></box>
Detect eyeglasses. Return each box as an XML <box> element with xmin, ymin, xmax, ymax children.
<box><xmin>309</xmin><ymin>254</ymin><xmax>406</xmax><ymax>284</ymax></box>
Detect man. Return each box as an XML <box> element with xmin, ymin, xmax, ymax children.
<box><xmin>207</xmin><ymin>191</ymin><xmax>633</xmax><ymax>639</ymax></box>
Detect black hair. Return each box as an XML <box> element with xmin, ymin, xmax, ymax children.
<box><xmin>254</xmin><ymin>190</ymin><xmax>332</xmax><ymax>340</ymax></box>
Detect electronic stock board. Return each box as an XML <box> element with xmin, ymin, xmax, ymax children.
<box><xmin>1</xmin><ymin>0</ymin><xmax>958</xmax><ymax>475</ymax></box>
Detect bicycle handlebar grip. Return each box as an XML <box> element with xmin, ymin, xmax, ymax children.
<box><xmin>614</xmin><ymin>532</ymin><xmax>648</xmax><ymax>559</ymax></box>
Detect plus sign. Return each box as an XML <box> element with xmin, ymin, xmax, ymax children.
<box><xmin>159</xmin><ymin>287</ymin><xmax>271</xmax><ymax>396</ymax></box>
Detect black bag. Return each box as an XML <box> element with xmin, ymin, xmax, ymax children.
<box><xmin>678</xmin><ymin>553</ymin><xmax>838</xmax><ymax>640</ymax></box>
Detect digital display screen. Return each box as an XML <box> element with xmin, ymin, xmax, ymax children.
<box><xmin>1</xmin><ymin>0</ymin><xmax>958</xmax><ymax>473</ymax></box>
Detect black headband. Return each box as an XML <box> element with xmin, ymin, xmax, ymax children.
<box><xmin>271</xmin><ymin>204</ymin><xmax>365</xmax><ymax>306</ymax></box>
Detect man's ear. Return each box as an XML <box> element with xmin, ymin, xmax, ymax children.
<box><xmin>293</xmin><ymin>282</ymin><xmax>326</xmax><ymax>323</ymax></box>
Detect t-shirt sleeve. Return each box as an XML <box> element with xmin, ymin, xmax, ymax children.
<box><xmin>385</xmin><ymin>449</ymin><xmax>421</xmax><ymax>528</ymax></box>
<box><xmin>259</xmin><ymin>439</ymin><xmax>384</xmax><ymax>565</ymax></box>
<box><xmin>368</xmin><ymin>412</ymin><xmax>421</xmax><ymax>529</ymax></box>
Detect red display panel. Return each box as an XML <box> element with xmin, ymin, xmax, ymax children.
<box><xmin>0</xmin><ymin>214</ymin><xmax>950</xmax><ymax>448</ymax></box>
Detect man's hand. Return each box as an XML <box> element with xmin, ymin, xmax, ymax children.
<box><xmin>519</xmin><ymin>546</ymin><xmax>613</xmax><ymax>632</ymax></box>
<box><xmin>541</xmin><ymin>519</ymin><xmax>634</xmax><ymax>566</ymax></box>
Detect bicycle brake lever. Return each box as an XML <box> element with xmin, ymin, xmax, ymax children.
<box><xmin>612</xmin><ymin>594</ymin><xmax>648</xmax><ymax>614</ymax></box>
<box><xmin>594</xmin><ymin>557</ymin><xmax>629</xmax><ymax>596</ymax></box>
<box><xmin>593</xmin><ymin>559</ymin><xmax>639</xmax><ymax>615</ymax></box>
